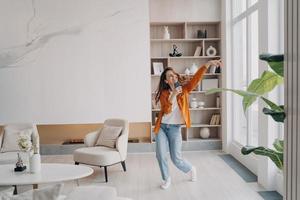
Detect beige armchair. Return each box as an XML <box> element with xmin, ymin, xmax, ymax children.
<box><xmin>0</xmin><ymin>124</ymin><xmax>40</xmax><ymax>164</ymax></box>
<box><xmin>73</xmin><ymin>119</ymin><xmax>129</xmax><ymax>182</ymax></box>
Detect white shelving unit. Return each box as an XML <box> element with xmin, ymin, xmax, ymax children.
<box><xmin>150</xmin><ymin>21</ymin><xmax>222</xmax><ymax>143</ymax></box>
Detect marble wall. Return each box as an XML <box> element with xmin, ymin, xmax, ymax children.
<box><xmin>0</xmin><ymin>0</ymin><xmax>150</xmax><ymax>123</ymax></box>
<box><xmin>149</xmin><ymin>0</ymin><xmax>221</xmax><ymax>22</ymax></box>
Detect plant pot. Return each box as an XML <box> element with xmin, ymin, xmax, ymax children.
<box><xmin>276</xmin><ymin>170</ymin><xmax>284</xmax><ymax>196</ymax></box>
<box><xmin>29</xmin><ymin>154</ymin><xmax>41</xmax><ymax>173</ymax></box>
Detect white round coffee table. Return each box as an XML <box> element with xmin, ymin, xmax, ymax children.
<box><xmin>0</xmin><ymin>163</ymin><xmax>93</xmax><ymax>193</ymax></box>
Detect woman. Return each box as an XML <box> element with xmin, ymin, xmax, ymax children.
<box><xmin>154</xmin><ymin>60</ymin><xmax>222</xmax><ymax>189</ymax></box>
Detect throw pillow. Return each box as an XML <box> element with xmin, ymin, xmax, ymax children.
<box><xmin>1</xmin><ymin>128</ymin><xmax>32</xmax><ymax>153</ymax></box>
<box><xmin>95</xmin><ymin>125</ymin><xmax>123</xmax><ymax>148</ymax></box>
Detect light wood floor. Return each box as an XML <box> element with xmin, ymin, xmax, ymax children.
<box><xmin>38</xmin><ymin>151</ymin><xmax>265</xmax><ymax>200</ymax></box>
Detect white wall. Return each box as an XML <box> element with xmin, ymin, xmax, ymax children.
<box><xmin>149</xmin><ymin>0</ymin><xmax>221</xmax><ymax>22</ymax></box>
<box><xmin>0</xmin><ymin>0</ymin><xmax>150</xmax><ymax>124</ymax></box>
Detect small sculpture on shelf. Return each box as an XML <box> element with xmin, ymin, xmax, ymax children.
<box><xmin>163</xmin><ymin>26</ymin><xmax>170</xmax><ymax>39</ymax></box>
<box><xmin>14</xmin><ymin>153</ymin><xmax>26</xmax><ymax>172</ymax></box>
<box><xmin>169</xmin><ymin>45</ymin><xmax>182</xmax><ymax>57</ymax></box>
<box><xmin>189</xmin><ymin>63</ymin><xmax>198</xmax><ymax>74</ymax></box>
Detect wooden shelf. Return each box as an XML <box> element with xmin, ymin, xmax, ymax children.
<box><xmin>151</xmin><ymin>90</ymin><xmax>220</xmax><ymax>94</ymax></box>
<box><xmin>151</xmin><ymin>124</ymin><xmax>221</xmax><ymax>128</ymax></box>
<box><xmin>190</xmin><ymin>107</ymin><xmax>221</xmax><ymax>111</ymax></box>
<box><xmin>150</xmin><ymin>38</ymin><xmax>221</xmax><ymax>42</ymax></box>
<box><xmin>183</xmin><ymin>124</ymin><xmax>221</xmax><ymax>128</ymax></box>
<box><xmin>152</xmin><ymin>107</ymin><xmax>220</xmax><ymax>112</ymax></box>
<box><xmin>150</xmin><ymin>21</ymin><xmax>222</xmax><ymax>145</ymax></box>
<box><xmin>150</xmin><ymin>56</ymin><xmax>220</xmax><ymax>59</ymax></box>
<box><xmin>151</xmin><ymin>73</ymin><xmax>221</xmax><ymax>77</ymax></box>
<box><xmin>186</xmin><ymin>138</ymin><xmax>221</xmax><ymax>142</ymax></box>
<box><xmin>170</xmin><ymin>56</ymin><xmax>221</xmax><ymax>59</ymax></box>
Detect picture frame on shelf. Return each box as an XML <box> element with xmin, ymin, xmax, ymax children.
<box><xmin>202</xmin><ymin>79</ymin><xmax>219</xmax><ymax>91</ymax></box>
<box><xmin>153</xmin><ymin>62</ymin><xmax>164</xmax><ymax>75</ymax></box>
<box><xmin>194</xmin><ymin>46</ymin><xmax>202</xmax><ymax>56</ymax></box>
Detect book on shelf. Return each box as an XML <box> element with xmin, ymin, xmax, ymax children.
<box><xmin>194</xmin><ymin>46</ymin><xmax>202</xmax><ymax>56</ymax></box>
<box><xmin>210</xmin><ymin>114</ymin><xmax>220</xmax><ymax>125</ymax></box>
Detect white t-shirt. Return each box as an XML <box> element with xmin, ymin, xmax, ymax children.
<box><xmin>161</xmin><ymin>95</ymin><xmax>184</xmax><ymax>124</ymax></box>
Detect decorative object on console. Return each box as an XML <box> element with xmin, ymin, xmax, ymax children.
<box><xmin>163</xmin><ymin>26</ymin><xmax>170</xmax><ymax>39</ymax></box>
<box><xmin>197</xmin><ymin>29</ymin><xmax>207</xmax><ymax>38</ymax></box>
<box><xmin>189</xmin><ymin>63</ymin><xmax>198</xmax><ymax>74</ymax></box>
<box><xmin>18</xmin><ymin>131</ymin><xmax>41</xmax><ymax>173</ymax></box>
<box><xmin>14</xmin><ymin>153</ymin><xmax>26</xmax><ymax>172</ymax></box>
<box><xmin>194</xmin><ymin>46</ymin><xmax>202</xmax><ymax>56</ymax></box>
<box><xmin>169</xmin><ymin>45</ymin><xmax>182</xmax><ymax>57</ymax></box>
<box><xmin>152</xmin><ymin>62</ymin><xmax>164</xmax><ymax>75</ymax></box>
<box><xmin>206</xmin><ymin>45</ymin><xmax>217</xmax><ymax>56</ymax></box>
<box><xmin>200</xmin><ymin>128</ymin><xmax>210</xmax><ymax>139</ymax></box>
<box><xmin>29</xmin><ymin>153</ymin><xmax>41</xmax><ymax>173</ymax></box>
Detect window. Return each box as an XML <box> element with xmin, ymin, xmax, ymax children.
<box><xmin>231</xmin><ymin>0</ymin><xmax>259</xmax><ymax>146</ymax></box>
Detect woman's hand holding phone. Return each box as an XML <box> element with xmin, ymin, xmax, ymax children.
<box><xmin>174</xmin><ymin>82</ymin><xmax>182</xmax><ymax>94</ymax></box>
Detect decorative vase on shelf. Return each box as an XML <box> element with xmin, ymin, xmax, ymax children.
<box><xmin>200</xmin><ymin>128</ymin><xmax>210</xmax><ymax>139</ymax></box>
<box><xmin>206</xmin><ymin>46</ymin><xmax>217</xmax><ymax>56</ymax></box>
<box><xmin>163</xmin><ymin>26</ymin><xmax>170</xmax><ymax>39</ymax></box>
<box><xmin>190</xmin><ymin>63</ymin><xmax>198</xmax><ymax>74</ymax></box>
<box><xmin>29</xmin><ymin>153</ymin><xmax>41</xmax><ymax>173</ymax></box>
<box><xmin>185</xmin><ymin>68</ymin><xmax>190</xmax><ymax>75</ymax></box>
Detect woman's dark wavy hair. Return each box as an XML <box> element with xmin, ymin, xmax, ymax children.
<box><xmin>155</xmin><ymin>67</ymin><xmax>186</xmax><ymax>104</ymax></box>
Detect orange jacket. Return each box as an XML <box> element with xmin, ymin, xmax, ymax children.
<box><xmin>154</xmin><ymin>65</ymin><xmax>207</xmax><ymax>134</ymax></box>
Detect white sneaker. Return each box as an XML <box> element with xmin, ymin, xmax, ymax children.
<box><xmin>189</xmin><ymin>166</ymin><xmax>197</xmax><ymax>182</ymax></box>
<box><xmin>160</xmin><ymin>177</ymin><xmax>171</xmax><ymax>189</ymax></box>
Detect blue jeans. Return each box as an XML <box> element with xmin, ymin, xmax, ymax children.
<box><xmin>156</xmin><ymin>123</ymin><xmax>192</xmax><ymax>181</ymax></box>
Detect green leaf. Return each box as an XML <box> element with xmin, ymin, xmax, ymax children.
<box><xmin>260</xmin><ymin>54</ymin><xmax>284</xmax><ymax>62</ymax></box>
<box><xmin>261</xmin><ymin>97</ymin><xmax>284</xmax><ymax>112</ymax></box>
<box><xmin>241</xmin><ymin>146</ymin><xmax>283</xmax><ymax>170</ymax></box>
<box><xmin>263</xmin><ymin>107</ymin><xmax>286</xmax><ymax>123</ymax></box>
<box><xmin>268</xmin><ymin>61</ymin><xmax>284</xmax><ymax>77</ymax></box>
<box><xmin>243</xmin><ymin>71</ymin><xmax>283</xmax><ymax>111</ymax></box>
<box><xmin>273</xmin><ymin>139</ymin><xmax>284</xmax><ymax>153</ymax></box>
<box><xmin>259</xmin><ymin>54</ymin><xmax>284</xmax><ymax>77</ymax></box>
<box><xmin>247</xmin><ymin>71</ymin><xmax>283</xmax><ymax>95</ymax></box>
<box><xmin>206</xmin><ymin>88</ymin><xmax>258</xmax><ymax>97</ymax></box>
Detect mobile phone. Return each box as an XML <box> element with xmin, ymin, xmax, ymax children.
<box><xmin>174</xmin><ymin>82</ymin><xmax>181</xmax><ymax>88</ymax></box>
<box><xmin>174</xmin><ymin>82</ymin><xmax>182</xmax><ymax>93</ymax></box>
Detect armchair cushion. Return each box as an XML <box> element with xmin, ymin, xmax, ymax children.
<box><xmin>95</xmin><ymin>125</ymin><xmax>122</xmax><ymax>148</ymax></box>
<box><xmin>74</xmin><ymin>146</ymin><xmax>121</xmax><ymax>166</ymax></box>
<box><xmin>1</xmin><ymin>128</ymin><xmax>32</xmax><ymax>153</ymax></box>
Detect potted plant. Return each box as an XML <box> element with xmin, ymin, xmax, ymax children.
<box><xmin>206</xmin><ymin>54</ymin><xmax>284</xmax><ymax>195</ymax></box>
<box><xmin>18</xmin><ymin>132</ymin><xmax>41</xmax><ymax>173</ymax></box>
